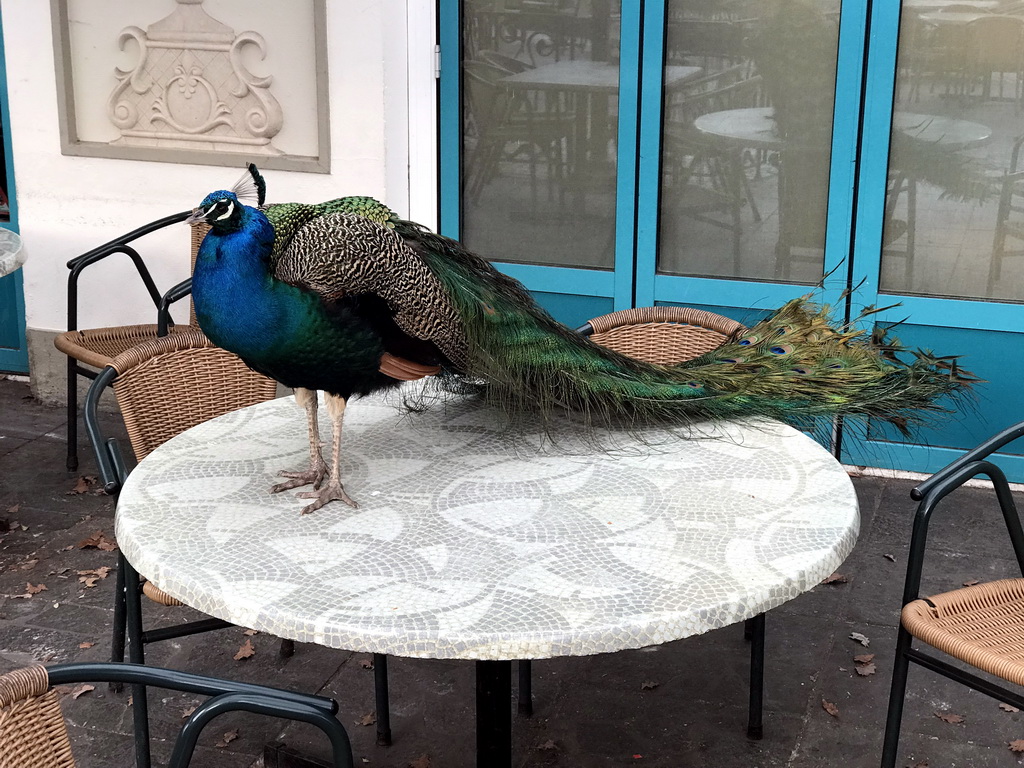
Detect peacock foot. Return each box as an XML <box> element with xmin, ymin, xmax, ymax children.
<box><xmin>270</xmin><ymin>461</ymin><xmax>328</xmax><ymax>494</ymax></box>
<box><xmin>296</xmin><ymin>481</ymin><xmax>358</xmax><ymax>515</ymax></box>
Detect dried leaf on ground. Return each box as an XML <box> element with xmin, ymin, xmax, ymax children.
<box><xmin>821</xmin><ymin>573</ymin><xmax>849</xmax><ymax>585</ymax></box>
<box><xmin>77</xmin><ymin>531</ymin><xmax>117</xmax><ymax>551</ymax></box>
<box><xmin>537</xmin><ymin>740</ymin><xmax>558</xmax><ymax>751</ymax></box>
<box><xmin>359</xmin><ymin>657</ymin><xmax>374</xmax><ymax>669</ymax></box>
<box><xmin>822</xmin><ymin>699</ymin><xmax>840</xmax><ymax>718</ymax></box>
<box><xmin>6</xmin><ymin>504</ymin><xmax>20</xmax><ymax>517</ymax></box>
<box><xmin>855</xmin><ymin>663</ymin><xmax>877</xmax><ymax>677</ymax></box>
<box><xmin>68</xmin><ymin>476</ymin><xmax>97</xmax><ymax>495</ymax></box>
<box><xmin>1009</xmin><ymin>740</ymin><xmax>1024</xmax><ymax>753</ymax></box>
<box><xmin>242</xmin><ymin>628</ymin><xmax>257</xmax><ymax>636</ymax></box>
<box><xmin>215</xmin><ymin>729</ymin><xmax>239</xmax><ymax>748</ymax></box>
<box><xmin>1000</xmin><ymin>703</ymin><xmax>1020</xmax><ymax>713</ymax></box>
<box><xmin>935</xmin><ymin>712</ymin><xmax>965</xmax><ymax>724</ymax></box>
<box><xmin>233</xmin><ymin>639</ymin><xmax>255</xmax><ymax>660</ymax></box>
<box><xmin>25</xmin><ymin>583</ymin><xmax>47</xmax><ymax>595</ymax></box>
<box><xmin>853</xmin><ymin>654</ymin><xmax>875</xmax><ymax>664</ymax></box>
<box><xmin>640</xmin><ymin>680</ymin><xmax>659</xmax><ymax>690</ymax></box>
<box><xmin>78</xmin><ymin>642</ymin><xmax>95</xmax><ymax>649</ymax></box>
<box><xmin>408</xmin><ymin>756</ymin><xmax>431</xmax><ymax>768</ymax></box>
<box><xmin>356</xmin><ymin>712</ymin><xmax>376</xmax><ymax>727</ymax></box>
<box><xmin>19</xmin><ymin>558</ymin><xmax>38</xmax><ymax>571</ymax></box>
<box><xmin>182</xmin><ymin>705</ymin><xmax>197</xmax><ymax>719</ymax></box>
<box><xmin>849</xmin><ymin>632</ymin><xmax>871</xmax><ymax>647</ymax></box>
<box><xmin>963</xmin><ymin>579</ymin><xmax>981</xmax><ymax>587</ymax></box>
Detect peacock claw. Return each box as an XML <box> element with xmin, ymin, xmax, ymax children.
<box><xmin>296</xmin><ymin>481</ymin><xmax>358</xmax><ymax>514</ymax></box>
<box><xmin>270</xmin><ymin>465</ymin><xmax>328</xmax><ymax>494</ymax></box>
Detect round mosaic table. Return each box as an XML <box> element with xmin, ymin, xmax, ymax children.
<box><xmin>116</xmin><ymin>387</ymin><xmax>859</xmax><ymax>765</ymax></box>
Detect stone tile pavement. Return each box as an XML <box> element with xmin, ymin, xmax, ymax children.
<box><xmin>1</xmin><ymin>376</ymin><xmax>1022</xmax><ymax>767</ymax></box>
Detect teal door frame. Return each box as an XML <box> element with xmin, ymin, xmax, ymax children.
<box><xmin>0</xmin><ymin>13</ymin><xmax>26</xmax><ymax>375</ymax></box>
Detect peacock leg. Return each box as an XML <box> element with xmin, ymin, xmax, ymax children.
<box><xmin>271</xmin><ymin>387</ymin><xmax>329</xmax><ymax>493</ymax></box>
<box><xmin>296</xmin><ymin>392</ymin><xmax>358</xmax><ymax>514</ymax></box>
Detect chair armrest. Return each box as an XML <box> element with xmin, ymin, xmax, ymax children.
<box><xmin>911</xmin><ymin>421</ymin><xmax>1024</xmax><ymax>500</ymax></box>
<box><xmin>157</xmin><ymin>278</ymin><xmax>193</xmax><ymax>336</ymax></box>
<box><xmin>83</xmin><ymin>366</ymin><xmax>122</xmax><ymax>494</ymax></box>
<box><xmin>65</xmin><ymin>210</ymin><xmax>193</xmax><ymax>331</ymax></box>
<box><xmin>170</xmin><ymin>692</ymin><xmax>353</xmax><ymax>768</ymax></box>
<box><xmin>45</xmin><ymin>662</ymin><xmax>353</xmax><ymax>768</ymax></box>
<box><xmin>66</xmin><ymin>210</ymin><xmax>192</xmax><ymax>270</ymax></box>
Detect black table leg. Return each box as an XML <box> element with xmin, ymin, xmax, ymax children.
<box><xmin>476</xmin><ymin>660</ymin><xmax>512</xmax><ymax>768</ymax></box>
<box><xmin>747</xmin><ymin>612</ymin><xmax>765</xmax><ymax>740</ymax></box>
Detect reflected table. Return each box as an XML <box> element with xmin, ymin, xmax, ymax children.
<box><xmin>116</xmin><ymin>388</ymin><xmax>859</xmax><ymax>767</ymax></box>
<box><xmin>691</xmin><ymin>107</ymin><xmax>992</xmax><ymax>278</ymax></box>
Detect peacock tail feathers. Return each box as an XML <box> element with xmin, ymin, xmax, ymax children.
<box><xmin>401</xmin><ymin>226</ymin><xmax>974</xmax><ymax>437</ymax></box>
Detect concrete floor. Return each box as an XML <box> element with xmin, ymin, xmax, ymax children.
<box><xmin>2</xmin><ymin>375</ymin><xmax>1024</xmax><ymax>767</ymax></box>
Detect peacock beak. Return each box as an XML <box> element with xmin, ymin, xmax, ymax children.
<box><xmin>184</xmin><ymin>207</ymin><xmax>209</xmax><ymax>226</ymax></box>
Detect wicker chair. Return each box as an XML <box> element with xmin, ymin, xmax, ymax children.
<box><xmin>0</xmin><ymin>662</ymin><xmax>353</xmax><ymax>768</ymax></box>
<box><xmin>576</xmin><ymin>305</ymin><xmax>746</xmax><ymax>363</ymax></box>
<box><xmin>83</xmin><ymin>329</ymin><xmax>281</xmax><ymax>768</ymax></box>
<box><xmin>881</xmin><ymin>420</ymin><xmax>1024</xmax><ymax>767</ymax></box>
<box><xmin>54</xmin><ymin>213</ymin><xmax>207</xmax><ymax>472</ymax></box>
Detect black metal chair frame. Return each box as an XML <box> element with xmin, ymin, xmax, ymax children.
<box><xmin>880</xmin><ymin>421</ymin><xmax>1024</xmax><ymax>768</ymax></box>
<box><xmin>43</xmin><ymin>662</ymin><xmax>353</xmax><ymax>768</ymax></box>
<box><xmin>63</xmin><ymin>210</ymin><xmax>194</xmax><ymax>472</ymax></box>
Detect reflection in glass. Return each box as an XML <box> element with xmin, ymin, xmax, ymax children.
<box><xmin>657</xmin><ymin>0</ymin><xmax>840</xmax><ymax>284</ymax></box>
<box><xmin>460</xmin><ymin>0</ymin><xmax>621</xmax><ymax>269</ymax></box>
<box><xmin>886</xmin><ymin>6</ymin><xmax>1024</xmax><ymax>303</ymax></box>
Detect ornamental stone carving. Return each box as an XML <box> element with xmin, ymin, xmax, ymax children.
<box><xmin>107</xmin><ymin>0</ymin><xmax>284</xmax><ymax>155</ymax></box>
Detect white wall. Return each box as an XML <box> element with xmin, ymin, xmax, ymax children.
<box><xmin>2</xmin><ymin>0</ymin><xmax>436</xmax><ymax>336</ymax></box>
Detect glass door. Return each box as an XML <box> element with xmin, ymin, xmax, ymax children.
<box><xmin>441</xmin><ymin>0</ymin><xmax>867</xmax><ymax>326</ymax></box>
<box><xmin>841</xmin><ymin>0</ymin><xmax>1024</xmax><ymax>478</ymax></box>
<box><xmin>441</xmin><ymin>0</ymin><xmax>639</xmax><ymax>324</ymax></box>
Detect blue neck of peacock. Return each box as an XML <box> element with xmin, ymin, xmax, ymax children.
<box><xmin>191</xmin><ymin>206</ymin><xmax>297</xmax><ymax>358</ymax></box>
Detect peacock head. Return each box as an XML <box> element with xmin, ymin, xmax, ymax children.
<box><xmin>185</xmin><ymin>164</ymin><xmax>268</xmax><ymax>232</ymax></box>
<box><xmin>186</xmin><ymin>191</ymin><xmax>244</xmax><ymax>232</ymax></box>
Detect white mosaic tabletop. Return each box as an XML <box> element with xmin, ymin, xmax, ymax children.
<box><xmin>116</xmin><ymin>387</ymin><xmax>859</xmax><ymax>661</ymax></box>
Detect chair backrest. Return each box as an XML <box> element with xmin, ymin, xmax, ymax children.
<box><xmin>582</xmin><ymin>306</ymin><xmax>746</xmax><ymax>365</ymax></box>
<box><xmin>108</xmin><ymin>328</ymin><xmax>278</xmax><ymax>461</ymax></box>
<box><xmin>0</xmin><ymin>666</ymin><xmax>75</xmax><ymax>768</ymax></box>
<box><xmin>966</xmin><ymin>15</ymin><xmax>1024</xmax><ymax>70</ymax></box>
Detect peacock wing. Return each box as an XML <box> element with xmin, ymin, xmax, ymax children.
<box><xmin>264</xmin><ymin>197</ymin><xmax>400</xmax><ymax>273</ymax></box>
<box><xmin>272</xmin><ymin>212</ymin><xmax>470</xmax><ymax>369</ymax></box>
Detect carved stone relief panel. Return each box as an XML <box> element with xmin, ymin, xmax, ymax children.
<box><xmin>53</xmin><ymin>0</ymin><xmax>329</xmax><ymax>172</ymax></box>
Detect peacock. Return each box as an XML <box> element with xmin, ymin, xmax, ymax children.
<box><xmin>187</xmin><ymin>164</ymin><xmax>974</xmax><ymax>514</ymax></box>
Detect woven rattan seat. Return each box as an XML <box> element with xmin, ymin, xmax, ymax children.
<box><xmin>0</xmin><ymin>663</ymin><xmax>353</xmax><ymax>767</ymax></box>
<box><xmin>902</xmin><ymin>578</ymin><xmax>1024</xmax><ymax>686</ymax></box>
<box><xmin>580</xmin><ymin>305</ymin><xmax>746</xmax><ymax>364</ymax></box>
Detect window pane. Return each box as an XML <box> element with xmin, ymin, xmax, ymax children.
<box><xmin>657</xmin><ymin>1</ymin><xmax>840</xmax><ymax>284</ymax></box>
<box><xmin>461</xmin><ymin>0</ymin><xmax>621</xmax><ymax>269</ymax></box>
<box><xmin>884</xmin><ymin>3</ymin><xmax>1024</xmax><ymax>303</ymax></box>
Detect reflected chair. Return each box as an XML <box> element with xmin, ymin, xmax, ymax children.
<box><xmin>54</xmin><ymin>214</ymin><xmax>207</xmax><ymax>472</ymax></box>
<box><xmin>462</xmin><ymin>59</ymin><xmax>574</xmax><ymax>205</ymax></box>
<box><xmin>989</xmin><ymin>134</ymin><xmax>1024</xmax><ymax>292</ymax></box>
<box><xmin>577</xmin><ymin>305</ymin><xmax>769</xmax><ymax>739</ymax></box>
<box><xmin>0</xmin><ymin>662</ymin><xmax>353</xmax><ymax>768</ymax></box>
<box><xmin>880</xmin><ymin>421</ymin><xmax>1024</xmax><ymax>768</ymax></box>
<box><xmin>661</xmin><ymin>71</ymin><xmax>764</xmax><ymax>274</ymax></box>
<box><xmin>964</xmin><ymin>15</ymin><xmax>1024</xmax><ymax>104</ymax></box>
